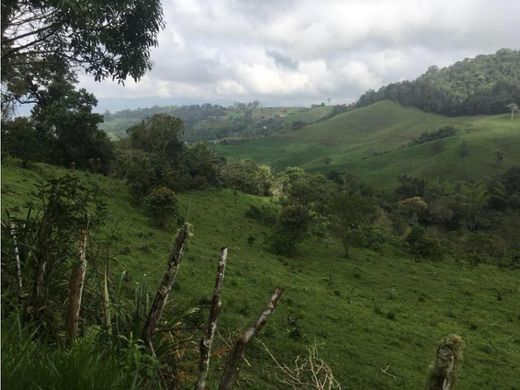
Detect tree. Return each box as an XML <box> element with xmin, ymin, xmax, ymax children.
<box><xmin>31</xmin><ymin>74</ymin><xmax>114</xmax><ymax>172</ymax></box>
<box><xmin>329</xmin><ymin>192</ymin><xmax>377</xmax><ymax>257</ymax></box>
<box><xmin>144</xmin><ymin>187</ymin><xmax>178</xmax><ymax>228</ymax></box>
<box><xmin>222</xmin><ymin>160</ymin><xmax>273</xmax><ymax>196</ymax></box>
<box><xmin>270</xmin><ymin>205</ymin><xmax>311</xmax><ymax>256</ymax></box>
<box><xmin>506</xmin><ymin>103</ymin><xmax>518</xmax><ymax>120</ymax></box>
<box><xmin>1</xmin><ymin>0</ymin><xmax>164</xmax><ymax>105</ymax></box>
<box><xmin>127</xmin><ymin>114</ymin><xmax>184</xmax><ymax>164</ymax></box>
<box><xmin>1</xmin><ymin>117</ymin><xmax>44</xmax><ymax>166</ymax></box>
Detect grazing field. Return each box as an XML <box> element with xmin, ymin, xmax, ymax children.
<box><xmin>214</xmin><ymin>101</ymin><xmax>520</xmax><ymax>186</ymax></box>
<box><xmin>2</xmin><ymin>161</ymin><xmax>519</xmax><ymax>389</ymax></box>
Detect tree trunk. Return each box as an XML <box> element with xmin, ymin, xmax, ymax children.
<box><xmin>196</xmin><ymin>247</ymin><xmax>228</xmax><ymax>390</ymax></box>
<box><xmin>219</xmin><ymin>288</ymin><xmax>285</xmax><ymax>390</ymax></box>
<box><xmin>426</xmin><ymin>335</ymin><xmax>463</xmax><ymax>390</ymax></box>
<box><xmin>65</xmin><ymin>229</ymin><xmax>88</xmax><ymax>346</ymax></box>
<box><xmin>142</xmin><ymin>223</ymin><xmax>190</xmax><ymax>348</ymax></box>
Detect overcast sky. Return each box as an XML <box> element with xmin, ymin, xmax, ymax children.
<box><xmin>79</xmin><ymin>0</ymin><xmax>520</xmax><ymax>110</ymax></box>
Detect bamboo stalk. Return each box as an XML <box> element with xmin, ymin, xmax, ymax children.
<box><xmin>196</xmin><ymin>247</ymin><xmax>228</xmax><ymax>390</ymax></box>
<box><xmin>65</xmin><ymin>229</ymin><xmax>88</xmax><ymax>346</ymax></box>
<box><xmin>219</xmin><ymin>287</ymin><xmax>285</xmax><ymax>390</ymax></box>
<box><xmin>142</xmin><ymin>224</ymin><xmax>190</xmax><ymax>347</ymax></box>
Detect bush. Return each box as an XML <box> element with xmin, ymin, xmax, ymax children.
<box><xmin>270</xmin><ymin>205</ymin><xmax>311</xmax><ymax>256</ymax></box>
<box><xmin>244</xmin><ymin>204</ymin><xmax>278</xmax><ymax>224</ymax></box>
<box><xmin>405</xmin><ymin>225</ymin><xmax>441</xmax><ymax>259</ymax></box>
<box><xmin>144</xmin><ymin>187</ymin><xmax>178</xmax><ymax>228</ymax></box>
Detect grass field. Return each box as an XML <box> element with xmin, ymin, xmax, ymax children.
<box><xmin>2</xmin><ymin>160</ymin><xmax>519</xmax><ymax>389</ymax></box>
<box><xmin>214</xmin><ymin>101</ymin><xmax>520</xmax><ymax>186</ymax></box>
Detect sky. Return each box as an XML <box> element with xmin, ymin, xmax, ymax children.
<box><xmin>78</xmin><ymin>0</ymin><xmax>520</xmax><ymax>111</ymax></box>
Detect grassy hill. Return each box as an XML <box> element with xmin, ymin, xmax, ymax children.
<box><xmin>214</xmin><ymin>100</ymin><xmax>520</xmax><ymax>186</ymax></box>
<box><xmin>2</xmin><ymin>160</ymin><xmax>519</xmax><ymax>389</ymax></box>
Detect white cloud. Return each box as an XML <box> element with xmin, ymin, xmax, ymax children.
<box><xmin>78</xmin><ymin>0</ymin><xmax>520</xmax><ymax>109</ymax></box>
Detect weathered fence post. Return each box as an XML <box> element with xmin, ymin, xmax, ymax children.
<box><xmin>142</xmin><ymin>223</ymin><xmax>190</xmax><ymax>349</ymax></box>
<box><xmin>65</xmin><ymin>229</ymin><xmax>88</xmax><ymax>346</ymax></box>
<box><xmin>10</xmin><ymin>221</ymin><xmax>23</xmax><ymax>290</ymax></box>
<box><xmin>196</xmin><ymin>247</ymin><xmax>228</xmax><ymax>390</ymax></box>
<box><xmin>426</xmin><ymin>335</ymin><xmax>463</xmax><ymax>390</ymax></box>
<box><xmin>219</xmin><ymin>287</ymin><xmax>285</xmax><ymax>390</ymax></box>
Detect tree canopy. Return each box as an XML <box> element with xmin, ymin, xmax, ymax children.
<box><xmin>357</xmin><ymin>49</ymin><xmax>520</xmax><ymax>116</ymax></box>
<box><xmin>1</xmin><ymin>0</ymin><xmax>164</xmax><ymax>107</ymax></box>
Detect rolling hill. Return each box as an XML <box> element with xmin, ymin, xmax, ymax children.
<box><xmin>2</xmin><ymin>161</ymin><xmax>519</xmax><ymax>389</ymax></box>
<box><xmin>214</xmin><ymin>100</ymin><xmax>520</xmax><ymax>186</ymax></box>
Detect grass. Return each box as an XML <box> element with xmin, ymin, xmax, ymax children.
<box><xmin>2</xmin><ymin>160</ymin><xmax>520</xmax><ymax>389</ymax></box>
<box><xmin>214</xmin><ymin>101</ymin><xmax>520</xmax><ymax>186</ymax></box>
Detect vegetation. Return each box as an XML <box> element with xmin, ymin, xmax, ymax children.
<box><xmin>2</xmin><ymin>6</ymin><xmax>519</xmax><ymax>386</ymax></box>
<box><xmin>100</xmin><ymin>102</ymin><xmax>335</xmax><ymax>141</ymax></box>
<box><xmin>357</xmin><ymin>49</ymin><xmax>520</xmax><ymax>116</ymax></box>
<box><xmin>1</xmin><ymin>0</ymin><xmax>163</xmax><ymax>112</ymax></box>
<box><xmin>2</xmin><ymin>161</ymin><xmax>520</xmax><ymax>389</ymax></box>
<box><xmin>214</xmin><ymin>100</ymin><xmax>520</xmax><ymax>187</ymax></box>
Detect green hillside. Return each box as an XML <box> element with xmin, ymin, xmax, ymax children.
<box><xmin>2</xmin><ymin>161</ymin><xmax>519</xmax><ymax>389</ymax></box>
<box><xmin>100</xmin><ymin>103</ymin><xmax>334</xmax><ymax>141</ymax></box>
<box><xmin>214</xmin><ymin>100</ymin><xmax>520</xmax><ymax>186</ymax></box>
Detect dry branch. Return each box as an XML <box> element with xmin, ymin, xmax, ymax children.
<box><xmin>196</xmin><ymin>247</ymin><xmax>228</xmax><ymax>390</ymax></box>
<box><xmin>426</xmin><ymin>335</ymin><xmax>463</xmax><ymax>390</ymax></box>
<box><xmin>142</xmin><ymin>223</ymin><xmax>190</xmax><ymax>348</ymax></box>
<box><xmin>260</xmin><ymin>340</ymin><xmax>341</xmax><ymax>390</ymax></box>
<box><xmin>219</xmin><ymin>287</ymin><xmax>285</xmax><ymax>390</ymax></box>
<box><xmin>65</xmin><ymin>229</ymin><xmax>88</xmax><ymax>346</ymax></box>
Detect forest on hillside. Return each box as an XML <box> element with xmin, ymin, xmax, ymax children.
<box><xmin>357</xmin><ymin>49</ymin><xmax>520</xmax><ymax>116</ymax></box>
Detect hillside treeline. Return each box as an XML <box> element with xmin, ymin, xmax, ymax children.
<box><xmin>357</xmin><ymin>49</ymin><xmax>520</xmax><ymax>116</ymax></box>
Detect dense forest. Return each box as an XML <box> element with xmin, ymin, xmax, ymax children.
<box><xmin>357</xmin><ymin>49</ymin><xmax>520</xmax><ymax>116</ymax></box>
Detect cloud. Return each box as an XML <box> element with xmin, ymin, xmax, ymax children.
<box><xmin>78</xmin><ymin>0</ymin><xmax>520</xmax><ymax>109</ymax></box>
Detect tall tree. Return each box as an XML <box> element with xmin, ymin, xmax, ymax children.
<box><xmin>329</xmin><ymin>192</ymin><xmax>377</xmax><ymax>257</ymax></box>
<box><xmin>31</xmin><ymin>74</ymin><xmax>114</xmax><ymax>172</ymax></box>
<box><xmin>1</xmin><ymin>0</ymin><xmax>164</xmax><ymax>106</ymax></box>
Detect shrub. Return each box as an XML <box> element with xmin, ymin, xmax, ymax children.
<box><xmin>144</xmin><ymin>187</ymin><xmax>178</xmax><ymax>228</ymax></box>
<box><xmin>244</xmin><ymin>203</ymin><xmax>278</xmax><ymax>224</ymax></box>
<box><xmin>405</xmin><ymin>225</ymin><xmax>441</xmax><ymax>259</ymax></box>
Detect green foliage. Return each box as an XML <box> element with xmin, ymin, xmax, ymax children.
<box><xmin>144</xmin><ymin>187</ymin><xmax>178</xmax><ymax>228</ymax></box>
<box><xmin>396</xmin><ymin>175</ymin><xmax>426</xmax><ymax>200</ymax></box>
<box><xmin>117</xmin><ymin>114</ymin><xmax>224</xmax><ymax>194</ymax></box>
<box><xmin>127</xmin><ymin>114</ymin><xmax>184</xmax><ymax>162</ymax></box>
<box><xmin>222</xmin><ymin>159</ymin><xmax>273</xmax><ymax>196</ymax></box>
<box><xmin>2</xmin><ymin>163</ymin><xmax>520</xmax><ymax>389</ymax></box>
<box><xmin>329</xmin><ymin>192</ymin><xmax>378</xmax><ymax>257</ymax></box>
<box><xmin>409</xmin><ymin>125</ymin><xmax>457</xmax><ymax>146</ymax></box>
<box><xmin>1</xmin><ymin>174</ymin><xmax>106</xmax><ymax>333</ymax></box>
<box><xmin>214</xmin><ymin>101</ymin><xmax>520</xmax><ymax>187</ymax></box>
<box><xmin>100</xmin><ymin>102</ymin><xmax>334</xmax><ymax>141</ymax></box>
<box><xmin>244</xmin><ymin>203</ymin><xmax>278</xmax><ymax>225</ymax></box>
<box><xmin>405</xmin><ymin>225</ymin><xmax>441</xmax><ymax>259</ymax></box>
<box><xmin>30</xmin><ymin>75</ymin><xmax>114</xmax><ymax>172</ymax></box>
<box><xmin>1</xmin><ymin>117</ymin><xmax>44</xmax><ymax>166</ymax></box>
<box><xmin>1</xmin><ymin>0</ymin><xmax>164</xmax><ymax>106</ymax></box>
<box><xmin>270</xmin><ymin>205</ymin><xmax>312</xmax><ymax>256</ymax></box>
<box><xmin>358</xmin><ymin>49</ymin><xmax>520</xmax><ymax>116</ymax></box>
